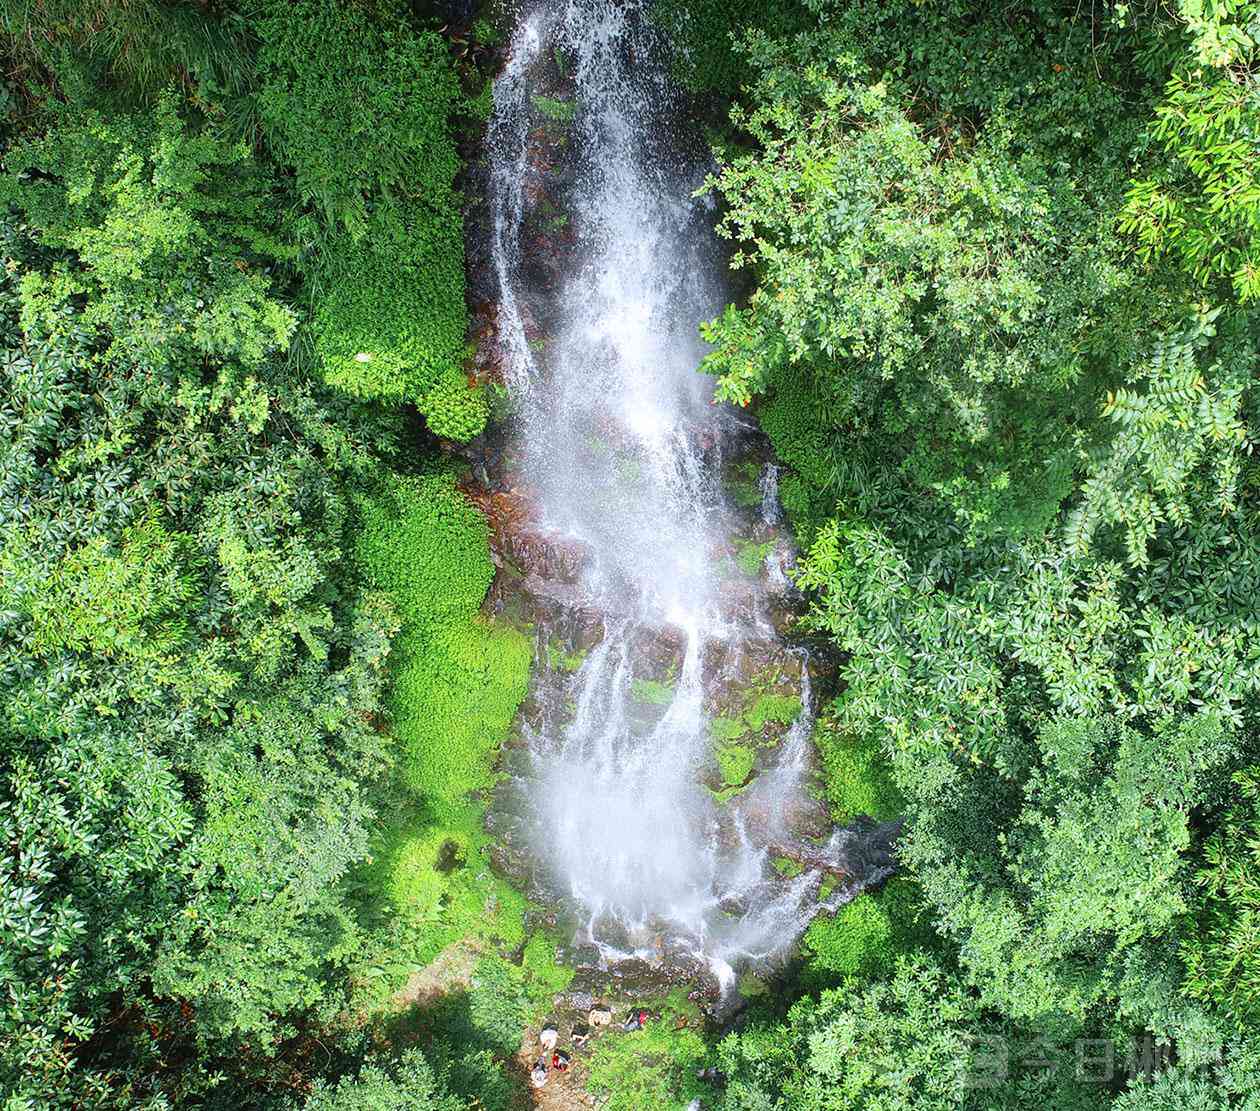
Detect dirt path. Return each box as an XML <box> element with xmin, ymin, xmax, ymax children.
<box><xmin>513</xmin><ymin>1018</ymin><xmax>608</xmax><ymax>1110</ymax></box>
<box><xmin>390</xmin><ymin>940</ymin><xmax>484</xmax><ymax>1010</ymax></box>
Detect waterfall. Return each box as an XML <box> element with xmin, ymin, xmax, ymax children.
<box><xmin>488</xmin><ymin>12</ymin><xmax>545</xmax><ymax>395</ymax></box>
<box><xmin>760</xmin><ymin>463</ymin><xmax>781</xmax><ymax>528</ymax></box>
<box><xmin>485</xmin><ymin>0</ymin><xmax>884</xmax><ymax>982</ymax></box>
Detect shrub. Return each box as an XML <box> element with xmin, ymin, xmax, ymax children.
<box><xmin>254</xmin><ymin>0</ymin><xmax>461</xmax><ymax>236</ymax></box>
<box><xmin>389</xmin><ymin>620</ymin><xmax>531</xmax><ymax>810</ymax></box>
<box><xmin>584</xmin><ymin>990</ymin><xmax>708</xmax><ymax>1110</ymax></box>
<box><xmin>715</xmin><ymin>954</ymin><xmax>1109</xmax><ymax>1109</ymax></box>
<box><xmin>419</xmin><ymin>365</ymin><xmax>488</xmax><ymax>443</ymax></box>
<box><xmin>253</xmin><ymin>0</ymin><xmax>468</xmax><ymax>409</ymax></box>
<box><xmin>815</xmin><ymin>723</ymin><xmax>904</xmax><ymax>823</ymax></box>
<box><xmin>3</xmin><ymin>89</ymin><xmax>297</xmax><ymax>376</ymax></box>
<box><xmin>758</xmin><ymin>364</ymin><xmax>841</xmax><ymax>493</ymax></box>
<box><xmin>0</xmin><ymin>0</ymin><xmax>254</xmax><ymax>103</ymax></box>
<box><xmin>466</xmin><ymin>956</ymin><xmax>532</xmax><ymax>1056</ymax></box>
<box><xmin>1183</xmin><ymin>766</ymin><xmax>1260</xmax><ymax>1026</ymax></box>
<box><xmin>649</xmin><ymin>0</ymin><xmax>810</xmax><ymax>94</ymax></box>
<box><xmin>308</xmin><ymin>199</ymin><xmax>468</xmax><ymax>410</ymax></box>
<box><xmin>355</xmin><ymin>473</ymin><xmax>492</xmax><ymax>626</ymax></box>
<box><xmin>801</xmin><ymin>879</ymin><xmax>930</xmax><ymax>985</ymax></box>
<box><xmin>521</xmin><ymin>932</ymin><xmax>575</xmax><ymax>1007</ymax></box>
<box><xmin>303</xmin><ymin>1048</ymin><xmax>462</xmax><ymax>1111</ymax></box>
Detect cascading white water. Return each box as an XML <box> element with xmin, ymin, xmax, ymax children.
<box><xmin>487</xmin><ymin>0</ymin><xmax>875</xmax><ymax>980</ymax></box>
<box><xmin>760</xmin><ymin>463</ymin><xmax>782</xmax><ymax>528</ymax></box>
<box><xmin>488</xmin><ymin>13</ymin><xmax>545</xmax><ymax>396</ymax></box>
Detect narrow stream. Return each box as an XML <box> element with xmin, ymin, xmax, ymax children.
<box><xmin>485</xmin><ymin>0</ymin><xmax>894</xmax><ymax>989</ymax></box>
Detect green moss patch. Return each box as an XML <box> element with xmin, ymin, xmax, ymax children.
<box><xmin>631</xmin><ymin>677</ymin><xmax>675</xmax><ymax>705</ymax></box>
<box><xmin>709</xmin><ymin>686</ymin><xmax>805</xmax><ymax>801</ymax></box>
<box><xmin>736</xmin><ymin>538</ymin><xmax>774</xmax><ymax>576</ymax></box>
<box><xmin>547</xmin><ymin>642</ymin><xmax>588</xmax><ymax>672</ymax></box>
<box><xmin>532</xmin><ymin>95</ymin><xmax>575</xmax><ymax>123</ymax></box>
<box><xmin>710</xmin><ymin>715</ymin><xmax>750</xmax><ymax>743</ymax></box>
<box><xmin>716</xmin><ymin>742</ymin><xmax>756</xmax><ymax>786</ymax></box>
<box><xmin>746</xmin><ymin>693</ymin><xmax>802</xmax><ymax>730</ymax></box>
<box><xmin>772</xmin><ymin>856</ymin><xmax>805</xmax><ymax>878</ymax></box>
<box><xmin>724</xmin><ymin>460</ymin><xmax>765</xmax><ymax>509</ymax></box>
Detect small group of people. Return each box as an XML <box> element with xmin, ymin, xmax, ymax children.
<box><xmin>529</xmin><ymin>1024</ymin><xmax>570</xmax><ymax>1090</ymax></box>
<box><xmin>528</xmin><ymin>1007</ymin><xmax>651</xmax><ymax>1090</ymax></box>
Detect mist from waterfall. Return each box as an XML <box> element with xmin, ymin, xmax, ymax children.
<box><xmin>488</xmin><ymin>0</ymin><xmax>868</xmax><ymax>980</ymax></box>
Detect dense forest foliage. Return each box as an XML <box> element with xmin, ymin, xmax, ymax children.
<box><xmin>680</xmin><ymin>0</ymin><xmax>1260</xmax><ymax>1106</ymax></box>
<box><xmin>1</xmin><ymin>0</ymin><xmax>1258</xmax><ymax>1108</ymax></box>
<box><xmin>0</xmin><ymin>2</ymin><xmax>542</xmax><ymax>1106</ymax></box>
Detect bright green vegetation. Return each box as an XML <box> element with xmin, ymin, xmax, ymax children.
<box><xmin>771</xmin><ymin>856</ymin><xmax>805</xmax><ymax>879</ymax></box>
<box><xmin>253</xmin><ymin>0</ymin><xmax>473</xmax><ymax>419</ymax></box>
<box><xmin>800</xmin><ymin>879</ymin><xmax>933</xmax><ymax>987</ymax></box>
<box><xmin>547</xmin><ymin>640</ymin><xmax>588</xmax><ymax>672</ymax></box>
<box><xmin>584</xmin><ymin>989</ymin><xmax>709</xmax><ymax>1111</ymax></box>
<box><xmin>725</xmin><ymin>459</ymin><xmax>765</xmax><ymax>507</ymax></box>
<box><xmin>532</xmin><ymin>94</ymin><xmax>576</xmax><ymax>124</ymax></box>
<box><xmin>734</xmin><ymin>537</ymin><xmax>773</xmax><ymax>575</ymax></box>
<box><xmin>631</xmin><ymin>676</ymin><xmax>676</xmax><ymax>705</ymax></box>
<box><xmin>354</xmin><ymin>474</ymin><xmax>530</xmax><ymax>967</ymax></box>
<box><xmin>745</xmin><ymin>691</ymin><xmax>800</xmax><ymax>730</ymax></box>
<box><xmin>713</xmin><ymin>690</ymin><xmax>800</xmax><ymax>739</ymax></box>
<box><xmin>709</xmin><ymin>689</ymin><xmax>799</xmax><ymax>793</ymax></box>
<box><xmin>520</xmin><ymin>931</ymin><xmax>577</xmax><ymax>1005</ymax></box>
<box><xmin>814</xmin><ymin>722</ymin><xmax>904</xmax><ymax>822</ymax></box>
<box><xmin>716</xmin><ymin>741</ymin><xmax>756</xmax><ymax>786</ymax></box>
<box><xmin>710</xmin><ymin>715</ymin><xmax>749</xmax><ymax>742</ymax></box>
<box><xmin>0</xmin><ymin>6</ymin><xmax>524</xmax><ymax>1107</ymax></box>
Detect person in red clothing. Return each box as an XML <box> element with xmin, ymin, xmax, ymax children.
<box><xmin>621</xmin><ymin>1009</ymin><xmax>649</xmax><ymax>1032</ymax></box>
<box><xmin>551</xmin><ymin>1049</ymin><xmax>571</xmax><ymax>1072</ymax></box>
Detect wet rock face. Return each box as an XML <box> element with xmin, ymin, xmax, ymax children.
<box><xmin>545</xmin><ymin>948</ymin><xmax>726</xmax><ymax>1031</ymax></box>
<box><xmin>464</xmin><ymin>485</ymin><xmax>591</xmax><ymax>583</ymax></box>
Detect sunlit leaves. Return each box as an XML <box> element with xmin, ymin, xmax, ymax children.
<box><xmin>1119</xmin><ymin>3</ymin><xmax>1260</xmax><ymax>302</ymax></box>
<box><xmin>1068</xmin><ymin>307</ymin><xmax>1255</xmax><ymax>566</ymax></box>
<box><xmin>701</xmin><ymin>17</ymin><xmax>1132</xmax><ymax>538</ymax></box>
<box><xmin>3</xmin><ymin>89</ymin><xmax>297</xmax><ymax>380</ymax></box>
<box><xmin>1182</xmin><ymin>766</ymin><xmax>1260</xmax><ymax>1027</ymax></box>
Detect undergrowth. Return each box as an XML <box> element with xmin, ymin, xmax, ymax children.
<box><xmin>352</xmin><ymin>472</ymin><xmax>532</xmax><ymax>987</ymax></box>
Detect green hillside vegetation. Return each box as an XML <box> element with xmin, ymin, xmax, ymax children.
<box><xmin>0</xmin><ymin>3</ymin><xmax>522</xmax><ymax>1106</ymax></box>
<box><xmin>685</xmin><ymin>0</ymin><xmax>1260</xmax><ymax>1105</ymax></box>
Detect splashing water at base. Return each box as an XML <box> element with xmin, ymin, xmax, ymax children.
<box><xmin>487</xmin><ymin>0</ymin><xmax>887</xmax><ymax>984</ymax></box>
